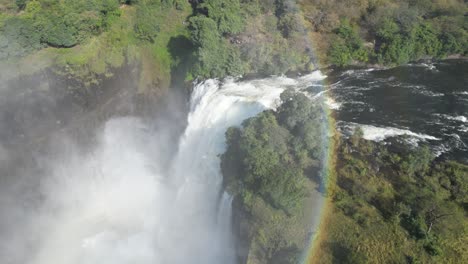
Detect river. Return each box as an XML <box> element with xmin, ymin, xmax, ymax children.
<box><xmin>325</xmin><ymin>59</ymin><xmax>468</xmax><ymax>163</ymax></box>
<box><xmin>0</xmin><ymin>60</ymin><xmax>465</xmax><ymax>263</ymax></box>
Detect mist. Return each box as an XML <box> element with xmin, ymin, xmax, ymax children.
<box><xmin>0</xmin><ymin>64</ymin><xmax>328</xmax><ymax>263</ymax></box>
<box><xmin>0</xmin><ymin>66</ymin><xmax>191</xmax><ymax>264</ymax></box>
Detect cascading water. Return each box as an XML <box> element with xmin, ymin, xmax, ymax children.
<box><xmin>150</xmin><ymin>78</ymin><xmax>286</xmax><ymax>263</ymax></box>
<box><xmin>3</xmin><ymin>73</ymin><xmax>326</xmax><ymax>264</ymax></box>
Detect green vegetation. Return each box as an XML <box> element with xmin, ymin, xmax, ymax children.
<box><xmin>1</xmin><ymin>1</ymin><xmax>466</xmax><ymax>262</ymax></box>
<box><xmin>313</xmin><ymin>130</ymin><xmax>468</xmax><ymax>263</ymax></box>
<box><xmin>0</xmin><ymin>0</ymin><xmax>193</xmax><ymax>89</ymax></box>
<box><xmin>301</xmin><ymin>0</ymin><xmax>468</xmax><ymax>66</ymax></box>
<box><xmin>222</xmin><ymin>90</ymin><xmax>327</xmax><ymax>263</ymax></box>
<box><xmin>3</xmin><ymin>0</ymin><xmax>465</xmax><ymax>82</ymax></box>
<box><xmin>188</xmin><ymin>14</ymin><xmax>243</xmax><ymax>78</ymax></box>
<box><xmin>187</xmin><ymin>0</ymin><xmax>311</xmax><ymax>78</ymax></box>
<box><xmin>222</xmin><ymin>91</ymin><xmax>467</xmax><ymax>263</ymax></box>
<box><xmin>0</xmin><ymin>0</ymin><xmax>122</xmax><ymax>58</ymax></box>
<box><xmin>1</xmin><ymin>0</ymin><xmax>318</xmax><ymax>80</ymax></box>
<box><xmin>329</xmin><ymin>19</ymin><xmax>368</xmax><ymax>66</ymax></box>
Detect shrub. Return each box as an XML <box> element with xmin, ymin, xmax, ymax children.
<box><xmin>0</xmin><ymin>16</ymin><xmax>42</xmax><ymax>58</ymax></box>
<box><xmin>329</xmin><ymin>39</ymin><xmax>352</xmax><ymax>66</ymax></box>
<box><xmin>0</xmin><ymin>0</ymin><xmax>122</xmax><ymax>58</ymax></box>
<box><xmin>15</xmin><ymin>0</ymin><xmax>28</xmax><ymax>9</ymax></box>
<box><xmin>328</xmin><ymin>20</ymin><xmax>368</xmax><ymax>66</ymax></box>
<box><xmin>377</xmin><ymin>35</ymin><xmax>414</xmax><ymax>65</ymax></box>
<box><xmin>411</xmin><ymin>22</ymin><xmax>442</xmax><ymax>58</ymax></box>
<box><xmin>189</xmin><ymin>15</ymin><xmax>244</xmax><ymax>77</ymax></box>
<box><xmin>199</xmin><ymin>0</ymin><xmax>244</xmax><ymax>34</ymax></box>
<box><xmin>42</xmin><ymin>17</ymin><xmax>77</xmax><ymax>47</ymax></box>
<box><xmin>134</xmin><ymin>4</ymin><xmax>160</xmax><ymax>42</ymax></box>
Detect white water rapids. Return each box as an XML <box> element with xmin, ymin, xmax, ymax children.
<box><xmin>2</xmin><ymin>73</ymin><xmax>326</xmax><ymax>264</ymax></box>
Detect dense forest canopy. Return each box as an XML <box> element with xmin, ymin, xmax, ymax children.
<box><xmin>314</xmin><ymin>0</ymin><xmax>468</xmax><ymax>66</ymax></box>
<box><xmin>223</xmin><ymin>90</ymin><xmax>326</xmax><ymax>213</ymax></box>
<box><xmin>1</xmin><ymin>0</ymin><xmax>466</xmax><ymax>81</ymax></box>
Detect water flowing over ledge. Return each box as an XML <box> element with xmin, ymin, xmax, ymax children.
<box><xmin>9</xmin><ymin>71</ymin><xmax>329</xmax><ymax>264</ymax></box>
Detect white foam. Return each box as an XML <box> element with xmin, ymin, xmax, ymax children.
<box><xmin>311</xmin><ymin>90</ymin><xmax>327</xmax><ymax>100</ymax></box>
<box><xmin>325</xmin><ymin>97</ymin><xmax>341</xmax><ymax>110</ymax></box>
<box><xmin>434</xmin><ymin>144</ymin><xmax>451</xmax><ymax>157</ymax></box>
<box><xmin>341</xmin><ymin>70</ymin><xmax>355</xmax><ymax>76</ymax></box>
<box><xmin>421</xmin><ymin>63</ymin><xmax>437</xmax><ymax>70</ymax></box>
<box><xmin>449</xmin><ymin>115</ymin><xmax>467</xmax><ymax>122</ymax></box>
<box><xmin>408</xmin><ymin>63</ymin><xmax>437</xmax><ymax>71</ymax></box>
<box><xmin>347</xmin><ymin>123</ymin><xmax>439</xmax><ymax>142</ymax></box>
<box><xmin>340</xmin><ymin>69</ymin><xmax>373</xmax><ymax>78</ymax></box>
<box><xmin>345</xmin><ymin>101</ymin><xmax>366</xmax><ymax>105</ymax></box>
<box><xmin>435</xmin><ymin>114</ymin><xmax>467</xmax><ymax>123</ymax></box>
<box><xmin>418</xmin><ymin>90</ymin><xmax>444</xmax><ymax>97</ymax></box>
<box><xmin>298</xmin><ymin>70</ymin><xmax>327</xmax><ymax>82</ymax></box>
<box><xmin>409</xmin><ymin>85</ymin><xmax>444</xmax><ymax>97</ymax></box>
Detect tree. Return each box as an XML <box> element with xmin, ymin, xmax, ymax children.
<box><xmin>328</xmin><ymin>19</ymin><xmax>368</xmax><ymax>66</ymax></box>
<box><xmin>222</xmin><ymin>90</ymin><xmax>326</xmax><ymax>212</ymax></box>
<box><xmin>377</xmin><ymin>35</ymin><xmax>414</xmax><ymax>65</ymax></box>
<box><xmin>189</xmin><ymin>15</ymin><xmax>220</xmax><ymax>47</ymax></box>
<box><xmin>199</xmin><ymin>0</ymin><xmax>244</xmax><ymax>34</ymax></box>
<box><xmin>189</xmin><ymin>15</ymin><xmax>244</xmax><ymax>77</ymax></box>
<box><xmin>134</xmin><ymin>3</ymin><xmax>160</xmax><ymax>42</ymax></box>
<box><xmin>15</xmin><ymin>0</ymin><xmax>28</xmax><ymax>9</ymax></box>
<box><xmin>0</xmin><ymin>16</ymin><xmax>43</xmax><ymax>58</ymax></box>
<box><xmin>411</xmin><ymin>22</ymin><xmax>441</xmax><ymax>58</ymax></box>
<box><xmin>424</xmin><ymin>204</ymin><xmax>453</xmax><ymax>234</ymax></box>
<box><xmin>329</xmin><ymin>39</ymin><xmax>352</xmax><ymax>66</ymax></box>
<box><xmin>42</xmin><ymin>17</ymin><xmax>77</xmax><ymax>47</ymax></box>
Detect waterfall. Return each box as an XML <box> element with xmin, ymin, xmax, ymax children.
<box><xmin>162</xmin><ymin>78</ymin><xmax>286</xmax><ymax>263</ymax></box>
<box><xmin>5</xmin><ymin>73</ymin><xmax>325</xmax><ymax>264</ymax></box>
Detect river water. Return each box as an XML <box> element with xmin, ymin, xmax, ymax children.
<box><xmin>324</xmin><ymin>59</ymin><xmax>468</xmax><ymax>163</ymax></box>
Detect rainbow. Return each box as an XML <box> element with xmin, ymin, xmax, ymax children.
<box><xmin>301</xmin><ymin>75</ymin><xmax>339</xmax><ymax>263</ymax></box>
<box><xmin>286</xmin><ymin>1</ymin><xmax>342</xmax><ymax>261</ymax></box>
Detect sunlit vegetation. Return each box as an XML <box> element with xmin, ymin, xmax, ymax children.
<box><xmin>0</xmin><ymin>0</ymin><xmax>194</xmax><ymax>88</ymax></box>
<box><xmin>2</xmin><ymin>0</ymin><xmax>465</xmax><ymax>81</ymax></box>
<box><xmin>301</xmin><ymin>0</ymin><xmax>468</xmax><ymax>66</ymax></box>
<box><xmin>231</xmin><ymin>0</ymin><xmax>313</xmax><ymax>75</ymax></box>
<box><xmin>223</xmin><ymin>90</ymin><xmax>467</xmax><ymax>263</ymax></box>
<box><xmin>188</xmin><ymin>13</ymin><xmax>244</xmax><ymax>78</ymax></box>
<box><xmin>328</xmin><ymin>19</ymin><xmax>368</xmax><ymax>66</ymax></box>
<box><xmin>313</xmin><ymin>130</ymin><xmax>468</xmax><ymax>263</ymax></box>
<box><xmin>1</xmin><ymin>1</ymin><xmax>466</xmax><ymax>262</ymax></box>
<box><xmin>222</xmin><ymin>90</ymin><xmax>327</xmax><ymax>263</ymax></box>
<box><xmin>0</xmin><ymin>0</ymin><xmax>122</xmax><ymax>58</ymax></box>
